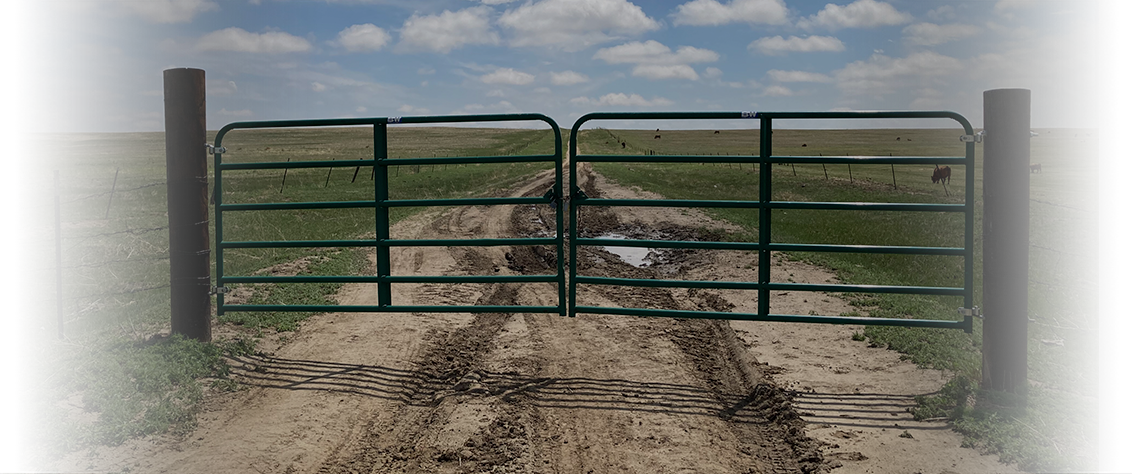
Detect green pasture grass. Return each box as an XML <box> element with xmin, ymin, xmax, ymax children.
<box><xmin>28</xmin><ymin>125</ymin><xmax>555</xmax><ymax>454</ymax></box>
<box><xmin>579</xmin><ymin>127</ymin><xmax>1098</xmax><ymax>472</ymax></box>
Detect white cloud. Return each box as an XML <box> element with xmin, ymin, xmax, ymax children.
<box><xmin>196</xmin><ymin>28</ymin><xmax>312</xmax><ymax>53</ymax></box>
<box><xmin>398</xmin><ymin>104</ymin><xmax>431</xmax><ymax>114</ymax></box>
<box><xmin>398</xmin><ymin>6</ymin><xmax>500</xmax><ymax>54</ymax></box>
<box><xmin>570</xmin><ymin>93</ymin><xmax>673</xmax><ymax>107</ymax></box>
<box><xmin>763</xmin><ymin>85</ymin><xmax>795</xmax><ymax>97</ymax></box>
<box><xmin>903</xmin><ymin>23</ymin><xmax>980</xmax><ymax>46</ymax></box>
<box><xmin>994</xmin><ymin>0</ymin><xmax>1034</xmax><ymax>14</ymax></box>
<box><xmin>550</xmin><ymin>70</ymin><xmax>590</xmax><ymax>85</ymax></box>
<box><xmin>983</xmin><ymin>21</ymin><xmax>1036</xmax><ymax>39</ymax></box>
<box><xmin>486</xmin><ymin>89</ymin><xmax>506</xmax><ymax>97</ymax></box>
<box><xmin>481</xmin><ymin>0</ymin><xmax>519</xmax><ymax>4</ymax></box>
<box><xmin>418</xmin><ymin>67</ymin><xmax>436</xmax><ymax>75</ymax></box>
<box><xmin>927</xmin><ymin>5</ymin><xmax>956</xmax><ymax>21</ymax></box>
<box><xmin>337</xmin><ymin>24</ymin><xmax>392</xmax><ymax>52</ymax></box>
<box><xmin>481</xmin><ymin>68</ymin><xmax>535</xmax><ymax>85</ymax></box>
<box><xmin>798</xmin><ymin>0</ymin><xmax>912</xmax><ymax>30</ymax></box>
<box><xmin>703</xmin><ymin>67</ymin><xmax>722</xmax><ymax>79</ymax></box>
<box><xmin>594</xmin><ymin>40</ymin><xmax>719</xmax><ymax>65</ymax></box>
<box><xmin>311</xmin><ymin>82</ymin><xmax>327</xmax><ymax>92</ymax></box>
<box><xmin>356</xmin><ymin>106</ymin><xmax>368</xmax><ymax>113</ymax></box>
<box><xmin>498</xmin><ymin>0</ymin><xmax>661</xmax><ymax>51</ymax></box>
<box><xmin>118</xmin><ymin>0</ymin><xmax>217</xmax><ymax>23</ymax></box>
<box><xmin>217</xmin><ymin>108</ymin><xmax>254</xmax><ymax>117</ymax></box>
<box><xmin>748</xmin><ymin>35</ymin><xmax>845</xmax><ymax>55</ymax></box>
<box><xmin>593</xmin><ymin>40</ymin><xmax>718</xmax><ymax>80</ymax></box>
<box><xmin>671</xmin><ymin>0</ymin><xmax>789</xmax><ymax>26</ymax></box>
<box><xmin>633</xmin><ymin>64</ymin><xmax>699</xmax><ymax>80</ymax></box>
<box><xmin>209</xmin><ymin>80</ymin><xmax>238</xmax><ymax>96</ymax></box>
<box><xmin>766</xmin><ymin>69</ymin><xmax>833</xmax><ymax>83</ymax></box>
<box><xmin>835</xmin><ymin>51</ymin><xmax>963</xmax><ymax>96</ymax></box>
<box><xmin>973</xmin><ymin>19</ymin><xmax>1095</xmax><ymax>92</ymax></box>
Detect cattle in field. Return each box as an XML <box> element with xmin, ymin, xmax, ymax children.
<box><xmin>714</xmin><ymin>130</ymin><xmax>720</xmax><ymax>134</ymax></box>
<box><xmin>621</xmin><ymin>142</ymin><xmax>626</xmax><ymax>149</ymax></box>
<box><xmin>655</xmin><ymin>134</ymin><xmax>661</xmax><ymax>139</ymax></box>
<box><xmin>932</xmin><ymin>165</ymin><xmax>951</xmax><ymax>184</ymax></box>
<box><xmin>1030</xmin><ymin>163</ymin><xmax>1042</xmax><ymax>173</ymax></box>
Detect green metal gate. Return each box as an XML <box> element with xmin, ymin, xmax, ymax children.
<box><xmin>212</xmin><ymin>110</ymin><xmax>976</xmax><ymax>332</ymax></box>
<box><xmin>212</xmin><ymin>113</ymin><xmax>566</xmax><ymax>316</ymax></box>
<box><xmin>567</xmin><ymin>111</ymin><xmax>976</xmax><ymax>332</ymax></box>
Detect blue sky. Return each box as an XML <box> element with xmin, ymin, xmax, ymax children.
<box><xmin>17</xmin><ymin>0</ymin><xmax>1100</xmax><ymax>132</ymax></box>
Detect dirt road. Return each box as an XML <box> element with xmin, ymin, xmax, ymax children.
<box><xmin>51</xmin><ymin>162</ymin><xmax>1019</xmax><ymax>473</ymax></box>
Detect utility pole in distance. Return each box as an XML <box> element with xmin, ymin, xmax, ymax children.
<box><xmin>164</xmin><ymin>68</ymin><xmax>211</xmax><ymax>341</ymax></box>
<box><xmin>981</xmin><ymin>88</ymin><xmax>1030</xmax><ymax>399</ymax></box>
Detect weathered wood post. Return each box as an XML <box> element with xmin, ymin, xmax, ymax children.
<box><xmin>164</xmin><ymin>68</ymin><xmax>211</xmax><ymax>341</ymax></box>
<box><xmin>981</xmin><ymin>88</ymin><xmax>1030</xmax><ymax>398</ymax></box>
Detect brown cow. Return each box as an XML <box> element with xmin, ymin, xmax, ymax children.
<box><xmin>932</xmin><ymin>165</ymin><xmax>951</xmax><ymax>184</ymax></box>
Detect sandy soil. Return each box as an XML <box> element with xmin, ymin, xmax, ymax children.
<box><xmin>48</xmin><ymin>161</ymin><xmax>1021</xmax><ymax>473</ymax></box>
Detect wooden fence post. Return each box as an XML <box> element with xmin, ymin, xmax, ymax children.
<box><xmin>164</xmin><ymin>68</ymin><xmax>211</xmax><ymax>342</ymax></box>
<box><xmin>982</xmin><ymin>88</ymin><xmax>1030</xmax><ymax>399</ymax></box>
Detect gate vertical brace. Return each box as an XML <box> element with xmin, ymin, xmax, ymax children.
<box><xmin>164</xmin><ymin>67</ymin><xmax>211</xmax><ymax>341</ymax></box>
<box><xmin>554</xmin><ymin>128</ymin><xmax>567</xmax><ymax>316</ymax></box>
<box><xmin>567</xmin><ymin>128</ymin><xmax>579</xmax><ymax>317</ymax></box>
<box><xmin>375</xmin><ymin>121</ymin><xmax>392</xmax><ymax>307</ymax></box>
<box><xmin>981</xmin><ymin>88</ymin><xmax>1030</xmax><ymax>399</ymax></box>
<box><xmin>758</xmin><ymin>117</ymin><xmax>772</xmax><ymax>317</ymax></box>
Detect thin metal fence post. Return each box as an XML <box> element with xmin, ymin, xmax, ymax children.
<box><xmin>55</xmin><ymin>170</ymin><xmax>63</xmax><ymax>339</ymax></box>
<box><xmin>105</xmin><ymin>168</ymin><xmax>119</xmax><ymax>218</ymax></box>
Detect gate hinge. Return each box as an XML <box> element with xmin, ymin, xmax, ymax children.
<box><xmin>959</xmin><ymin>131</ymin><xmax>984</xmax><ymax>143</ymax></box>
<box><xmin>211</xmin><ymin>285</ymin><xmax>231</xmax><ymax>295</ymax></box>
<box><xmin>958</xmin><ymin>306</ymin><xmax>982</xmax><ymax>318</ymax></box>
<box><xmin>206</xmin><ymin>143</ymin><xmax>227</xmax><ymax>154</ymax></box>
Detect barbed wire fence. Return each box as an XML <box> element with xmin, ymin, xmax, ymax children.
<box><xmin>1027</xmin><ymin>199</ymin><xmax>1095</xmax><ymax>341</ymax></box>
<box><xmin>47</xmin><ymin>167</ymin><xmax>175</xmax><ymax>340</ymax></box>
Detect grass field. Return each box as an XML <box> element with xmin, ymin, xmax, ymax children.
<box><xmin>580</xmin><ymin>126</ymin><xmax>1098</xmax><ymax>472</ymax></box>
<box><xmin>26</xmin><ymin>124</ymin><xmax>1097</xmax><ymax>471</ymax></box>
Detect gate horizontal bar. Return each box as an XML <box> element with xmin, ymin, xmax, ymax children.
<box><xmin>770</xmin><ymin>202</ymin><xmax>965</xmax><ymax>212</ymax></box>
<box><xmin>220</xmin><ymin>201</ymin><xmax>375</xmax><ymax>211</ymax></box>
<box><xmin>386</xmin><ymin>237</ymin><xmax>557</xmax><ymax>247</ymax></box>
<box><xmin>576</xmin><ymin>237</ymin><xmax>760</xmax><ymax>251</ymax></box>
<box><xmin>771</xmin><ymin>156</ymin><xmax>966</xmax><ymax>165</ymax></box>
<box><xmin>578</xmin><ymin>154</ymin><xmax>967</xmax><ymax>166</ymax></box>
<box><xmin>573</xmin><ymin>306</ymin><xmax>970</xmax><ymax>330</ymax></box>
<box><xmin>221</xmin><ymin>239</ymin><xmax>376</xmax><ymax>249</ymax></box>
<box><xmin>382</xmin><ymin>155</ymin><xmax>555</xmax><ymax>166</ymax></box>
<box><xmin>578</xmin><ymin>199</ymin><xmax>965</xmax><ymax>213</ymax></box>
<box><xmin>576</xmin><ymin>238</ymin><xmax>963</xmax><ymax>256</ymax></box>
<box><xmin>220</xmin><ymin>304</ymin><xmax>561</xmax><ymax>313</ymax></box>
<box><xmin>220</xmin><ymin>159</ymin><xmax>372</xmax><ymax>171</ymax></box>
<box><xmin>221</xmin><ymin>237</ymin><xmax>557</xmax><ymax>249</ymax></box>
<box><xmin>574</xmin><ymin>275</ymin><xmax>964</xmax><ymax>296</ymax></box>
<box><xmin>383</xmin><ymin>197</ymin><xmax>548</xmax><ymax>207</ymax></box>
<box><xmin>579</xmin><ymin>198</ymin><xmax>763</xmax><ymax>209</ymax></box>
<box><xmin>221</xmin><ymin>274</ymin><xmax>558</xmax><ymax>284</ymax></box>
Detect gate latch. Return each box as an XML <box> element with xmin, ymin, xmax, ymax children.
<box><xmin>958</xmin><ymin>306</ymin><xmax>982</xmax><ymax>318</ymax></box>
<box><xmin>544</xmin><ymin>188</ymin><xmax>560</xmax><ymax>209</ymax></box>
<box><xmin>206</xmin><ymin>143</ymin><xmax>227</xmax><ymax>154</ymax></box>
<box><xmin>211</xmin><ymin>285</ymin><xmax>231</xmax><ymax>295</ymax></box>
